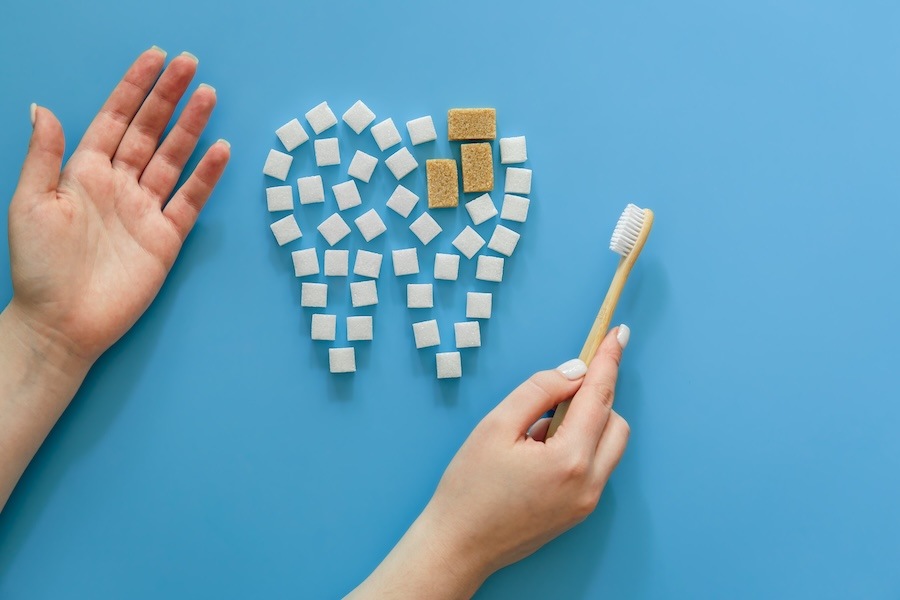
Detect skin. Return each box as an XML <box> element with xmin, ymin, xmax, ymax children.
<box><xmin>0</xmin><ymin>48</ymin><xmax>630</xmax><ymax>598</ymax></box>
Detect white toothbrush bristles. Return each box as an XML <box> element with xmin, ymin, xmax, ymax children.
<box><xmin>609</xmin><ymin>203</ymin><xmax>647</xmax><ymax>256</ymax></box>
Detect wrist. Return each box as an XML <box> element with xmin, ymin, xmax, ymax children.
<box><xmin>2</xmin><ymin>300</ymin><xmax>95</xmax><ymax>379</ymax></box>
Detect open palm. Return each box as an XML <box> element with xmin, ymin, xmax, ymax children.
<box><xmin>8</xmin><ymin>48</ymin><xmax>229</xmax><ymax>362</ymax></box>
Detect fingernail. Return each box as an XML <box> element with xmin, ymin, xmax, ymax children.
<box><xmin>29</xmin><ymin>103</ymin><xmax>36</xmax><ymax>127</ymax></box>
<box><xmin>198</xmin><ymin>83</ymin><xmax>216</xmax><ymax>93</ymax></box>
<box><xmin>217</xmin><ymin>138</ymin><xmax>231</xmax><ymax>149</ymax></box>
<box><xmin>180</xmin><ymin>51</ymin><xmax>199</xmax><ymax>64</ymax></box>
<box><xmin>556</xmin><ymin>358</ymin><xmax>587</xmax><ymax>380</ymax></box>
<box><xmin>616</xmin><ymin>324</ymin><xmax>631</xmax><ymax>349</ymax></box>
<box><xmin>150</xmin><ymin>45</ymin><xmax>167</xmax><ymax>57</ymax></box>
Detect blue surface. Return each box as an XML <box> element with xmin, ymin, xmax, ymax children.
<box><xmin>2</xmin><ymin>1</ymin><xmax>900</xmax><ymax>597</ymax></box>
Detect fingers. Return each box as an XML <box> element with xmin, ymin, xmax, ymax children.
<box><xmin>592</xmin><ymin>411</ymin><xmax>630</xmax><ymax>483</ymax></box>
<box><xmin>77</xmin><ymin>47</ymin><xmax>167</xmax><ymax>158</ymax></box>
<box><xmin>139</xmin><ymin>83</ymin><xmax>217</xmax><ymax>202</ymax></box>
<box><xmin>112</xmin><ymin>53</ymin><xmax>199</xmax><ymax>176</ymax></box>
<box><xmin>163</xmin><ymin>140</ymin><xmax>230</xmax><ymax>242</ymax></box>
<box><xmin>16</xmin><ymin>105</ymin><xmax>65</xmax><ymax>198</ymax></box>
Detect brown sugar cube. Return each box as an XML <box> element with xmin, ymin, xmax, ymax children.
<box><xmin>461</xmin><ymin>143</ymin><xmax>494</xmax><ymax>193</ymax></box>
<box><xmin>447</xmin><ymin>108</ymin><xmax>497</xmax><ymax>141</ymax></box>
<box><xmin>427</xmin><ymin>159</ymin><xmax>459</xmax><ymax>208</ymax></box>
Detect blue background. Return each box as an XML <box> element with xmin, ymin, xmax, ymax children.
<box><xmin>1</xmin><ymin>0</ymin><xmax>899</xmax><ymax>597</ymax></box>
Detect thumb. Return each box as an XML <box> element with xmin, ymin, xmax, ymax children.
<box><xmin>17</xmin><ymin>104</ymin><xmax>65</xmax><ymax>198</ymax></box>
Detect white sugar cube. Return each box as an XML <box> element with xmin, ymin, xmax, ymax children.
<box><xmin>475</xmin><ymin>255</ymin><xmax>504</xmax><ymax>282</ymax></box>
<box><xmin>301</xmin><ymin>282</ymin><xmax>328</xmax><ymax>307</ymax></box>
<box><xmin>311</xmin><ymin>313</ymin><xmax>336</xmax><ymax>341</ymax></box>
<box><xmin>266</xmin><ymin>185</ymin><xmax>293</xmax><ymax>212</ymax></box>
<box><xmin>317</xmin><ymin>213</ymin><xmax>351</xmax><ymax>246</ymax></box>
<box><xmin>413</xmin><ymin>320</ymin><xmax>440</xmax><ymax>349</ymax></box>
<box><xmin>436</xmin><ymin>352</ymin><xmax>462</xmax><ymax>379</ymax></box>
<box><xmin>500</xmin><ymin>136</ymin><xmax>527</xmax><ymax>164</ymax></box>
<box><xmin>315</xmin><ymin>138</ymin><xmax>340</xmax><ymax>167</ymax></box>
<box><xmin>385</xmin><ymin>147</ymin><xmax>418</xmax><ymax>180</ymax></box>
<box><xmin>465</xmin><ymin>193</ymin><xmax>498</xmax><ymax>225</ymax></box>
<box><xmin>434</xmin><ymin>253</ymin><xmax>460</xmax><ymax>281</ymax></box>
<box><xmin>263</xmin><ymin>149</ymin><xmax>292</xmax><ymax>180</ymax></box>
<box><xmin>275</xmin><ymin>118</ymin><xmax>309</xmax><ymax>151</ymax></box>
<box><xmin>354</xmin><ymin>209</ymin><xmax>387</xmax><ymax>242</ymax></box>
<box><xmin>297</xmin><ymin>175</ymin><xmax>325</xmax><ymax>204</ymax></box>
<box><xmin>324</xmin><ymin>249</ymin><xmax>349</xmax><ymax>276</ymax></box>
<box><xmin>332</xmin><ymin>180</ymin><xmax>362</xmax><ymax>211</ymax></box>
<box><xmin>409</xmin><ymin>212</ymin><xmax>442</xmax><ymax>245</ymax></box>
<box><xmin>392</xmin><ymin>248</ymin><xmax>419</xmax><ymax>276</ymax></box>
<box><xmin>487</xmin><ymin>224</ymin><xmax>520</xmax><ymax>257</ymax></box>
<box><xmin>452</xmin><ymin>226</ymin><xmax>486</xmax><ymax>259</ymax></box>
<box><xmin>386</xmin><ymin>185</ymin><xmax>420</xmax><ymax>218</ymax></box>
<box><xmin>371</xmin><ymin>118</ymin><xmax>402</xmax><ymax>151</ymax></box>
<box><xmin>292</xmin><ymin>248</ymin><xmax>319</xmax><ymax>277</ymax></box>
<box><xmin>407</xmin><ymin>283</ymin><xmax>434</xmax><ymax>308</ymax></box>
<box><xmin>505</xmin><ymin>167</ymin><xmax>532</xmax><ymax>194</ymax></box>
<box><xmin>406</xmin><ymin>116</ymin><xmax>437</xmax><ymax>145</ymax></box>
<box><xmin>347</xmin><ymin>316</ymin><xmax>373</xmax><ymax>341</ymax></box>
<box><xmin>353</xmin><ymin>250</ymin><xmax>383</xmax><ymax>278</ymax></box>
<box><xmin>305</xmin><ymin>101</ymin><xmax>337</xmax><ymax>134</ymax></box>
<box><xmin>329</xmin><ymin>347</ymin><xmax>356</xmax><ymax>373</ymax></box>
<box><xmin>466</xmin><ymin>292</ymin><xmax>492</xmax><ymax>319</ymax></box>
<box><xmin>350</xmin><ymin>280</ymin><xmax>378</xmax><ymax>307</ymax></box>
<box><xmin>500</xmin><ymin>194</ymin><xmax>530</xmax><ymax>223</ymax></box>
<box><xmin>454</xmin><ymin>321</ymin><xmax>481</xmax><ymax>348</ymax></box>
<box><xmin>342</xmin><ymin>100</ymin><xmax>376</xmax><ymax>134</ymax></box>
<box><xmin>270</xmin><ymin>215</ymin><xmax>302</xmax><ymax>246</ymax></box>
<box><xmin>348</xmin><ymin>150</ymin><xmax>378</xmax><ymax>183</ymax></box>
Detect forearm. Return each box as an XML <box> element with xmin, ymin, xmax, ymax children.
<box><xmin>0</xmin><ymin>302</ymin><xmax>92</xmax><ymax>510</ymax></box>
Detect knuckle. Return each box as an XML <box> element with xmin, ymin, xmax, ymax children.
<box><xmin>563</xmin><ymin>454</ymin><xmax>591</xmax><ymax>480</ymax></box>
<box><xmin>590</xmin><ymin>381</ymin><xmax>615</xmax><ymax>409</ymax></box>
<box><xmin>573</xmin><ymin>488</ymin><xmax>601</xmax><ymax>520</ymax></box>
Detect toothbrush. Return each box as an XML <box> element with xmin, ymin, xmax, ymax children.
<box><xmin>546</xmin><ymin>203</ymin><xmax>654</xmax><ymax>438</ymax></box>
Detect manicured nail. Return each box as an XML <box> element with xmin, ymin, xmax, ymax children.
<box><xmin>198</xmin><ymin>83</ymin><xmax>216</xmax><ymax>94</ymax></box>
<box><xmin>616</xmin><ymin>324</ymin><xmax>631</xmax><ymax>349</ymax></box>
<box><xmin>149</xmin><ymin>45</ymin><xmax>167</xmax><ymax>57</ymax></box>
<box><xmin>217</xmin><ymin>138</ymin><xmax>231</xmax><ymax>149</ymax></box>
<box><xmin>180</xmin><ymin>51</ymin><xmax>199</xmax><ymax>64</ymax></box>
<box><xmin>557</xmin><ymin>358</ymin><xmax>587</xmax><ymax>380</ymax></box>
<box><xmin>29</xmin><ymin>103</ymin><xmax>36</xmax><ymax>127</ymax></box>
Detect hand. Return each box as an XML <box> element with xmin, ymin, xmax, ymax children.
<box><xmin>7</xmin><ymin>47</ymin><xmax>229</xmax><ymax>368</ymax></box>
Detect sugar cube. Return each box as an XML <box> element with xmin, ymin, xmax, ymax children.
<box><xmin>461</xmin><ymin>143</ymin><xmax>494</xmax><ymax>193</ymax></box>
<box><xmin>297</xmin><ymin>175</ymin><xmax>325</xmax><ymax>204</ymax></box>
<box><xmin>263</xmin><ymin>149</ymin><xmax>292</xmax><ymax>180</ymax></box>
<box><xmin>475</xmin><ymin>255</ymin><xmax>504</xmax><ymax>282</ymax></box>
<box><xmin>406</xmin><ymin>115</ymin><xmax>437</xmax><ymax>145</ymax></box>
<box><xmin>342</xmin><ymin>100</ymin><xmax>376</xmax><ymax>134</ymax></box>
<box><xmin>329</xmin><ymin>347</ymin><xmax>356</xmax><ymax>373</ymax></box>
<box><xmin>348</xmin><ymin>150</ymin><xmax>378</xmax><ymax>183</ymax></box>
<box><xmin>464</xmin><ymin>193</ymin><xmax>498</xmax><ymax>225</ymax></box>
<box><xmin>305</xmin><ymin>101</ymin><xmax>337</xmax><ymax>134</ymax></box>
<box><xmin>315</xmin><ymin>138</ymin><xmax>340</xmax><ymax>167</ymax></box>
<box><xmin>436</xmin><ymin>351</ymin><xmax>462</xmax><ymax>379</ymax></box>
<box><xmin>407</xmin><ymin>283</ymin><xmax>434</xmax><ymax>308</ymax></box>
<box><xmin>466</xmin><ymin>292</ymin><xmax>492</xmax><ymax>319</ymax></box>
<box><xmin>371</xmin><ymin>118</ymin><xmax>402</xmax><ymax>151</ymax></box>
<box><xmin>392</xmin><ymin>248</ymin><xmax>419</xmax><ymax>276</ymax></box>
<box><xmin>454</xmin><ymin>321</ymin><xmax>482</xmax><ymax>348</ymax></box>
<box><xmin>500</xmin><ymin>136</ymin><xmax>527</xmax><ymax>164</ymax></box>
<box><xmin>317</xmin><ymin>213</ymin><xmax>351</xmax><ymax>246</ymax></box>
<box><xmin>270</xmin><ymin>214</ymin><xmax>303</xmax><ymax>246</ymax></box>
<box><xmin>311</xmin><ymin>313</ymin><xmax>336</xmax><ymax>341</ymax></box>
<box><xmin>354</xmin><ymin>209</ymin><xmax>387</xmax><ymax>242</ymax></box>
<box><xmin>332</xmin><ymin>180</ymin><xmax>362</xmax><ymax>211</ymax></box>
<box><xmin>409</xmin><ymin>212</ymin><xmax>442</xmax><ymax>245</ymax></box>
<box><xmin>426</xmin><ymin>159</ymin><xmax>459</xmax><ymax>208</ymax></box>
<box><xmin>347</xmin><ymin>316</ymin><xmax>373</xmax><ymax>341</ymax></box>
<box><xmin>500</xmin><ymin>194</ymin><xmax>530</xmax><ymax>223</ymax></box>
<box><xmin>350</xmin><ymin>280</ymin><xmax>378</xmax><ymax>307</ymax></box>
<box><xmin>292</xmin><ymin>248</ymin><xmax>319</xmax><ymax>277</ymax></box>
<box><xmin>447</xmin><ymin>108</ymin><xmax>496</xmax><ymax>141</ymax></box>
<box><xmin>353</xmin><ymin>250</ymin><xmax>383</xmax><ymax>278</ymax></box>
<box><xmin>487</xmin><ymin>224</ymin><xmax>520</xmax><ymax>257</ymax></box>
<box><xmin>434</xmin><ymin>253</ymin><xmax>460</xmax><ymax>281</ymax></box>
<box><xmin>385</xmin><ymin>147</ymin><xmax>419</xmax><ymax>180</ymax></box>
<box><xmin>301</xmin><ymin>282</ymin><xmax>328</xmax><ymax>307</ymax></box>
<box><xmin>266</xmin><ymin>185</ymin><xmax>293</xmax><ymax>212</ymax></box>
<box><xmin>275</xmin><ymin>118</ymin><xmax>309</xmax><ymax>151</ymax></box>
<box><xmin>505</xmin><ymin>167</ymin><xmax>532</xmax><ymax>195</ymax></box>
<box><xmin>386</xmin><ymin>185</ymin><xmax>420</xmax><ymax>218</ymax></box>
<box><xmin>452</xmin><ymin>226</ymin><xmax>486</xmax><ymax>259</ymax></box>
<box><xmin>324</xmin><ymin>249</ymin><xmax>349</xmax><ymax>276</ymax></box>
<box><xmin>413</xmin><ymin>320</ymin><xmax>440</xmax><ymax>349</ymax></box>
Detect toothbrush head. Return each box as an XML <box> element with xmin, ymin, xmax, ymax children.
<box><xmin>609</xmin><ymin>203</ymin><xmax>649</xmax><ymax>257</ymax></box>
